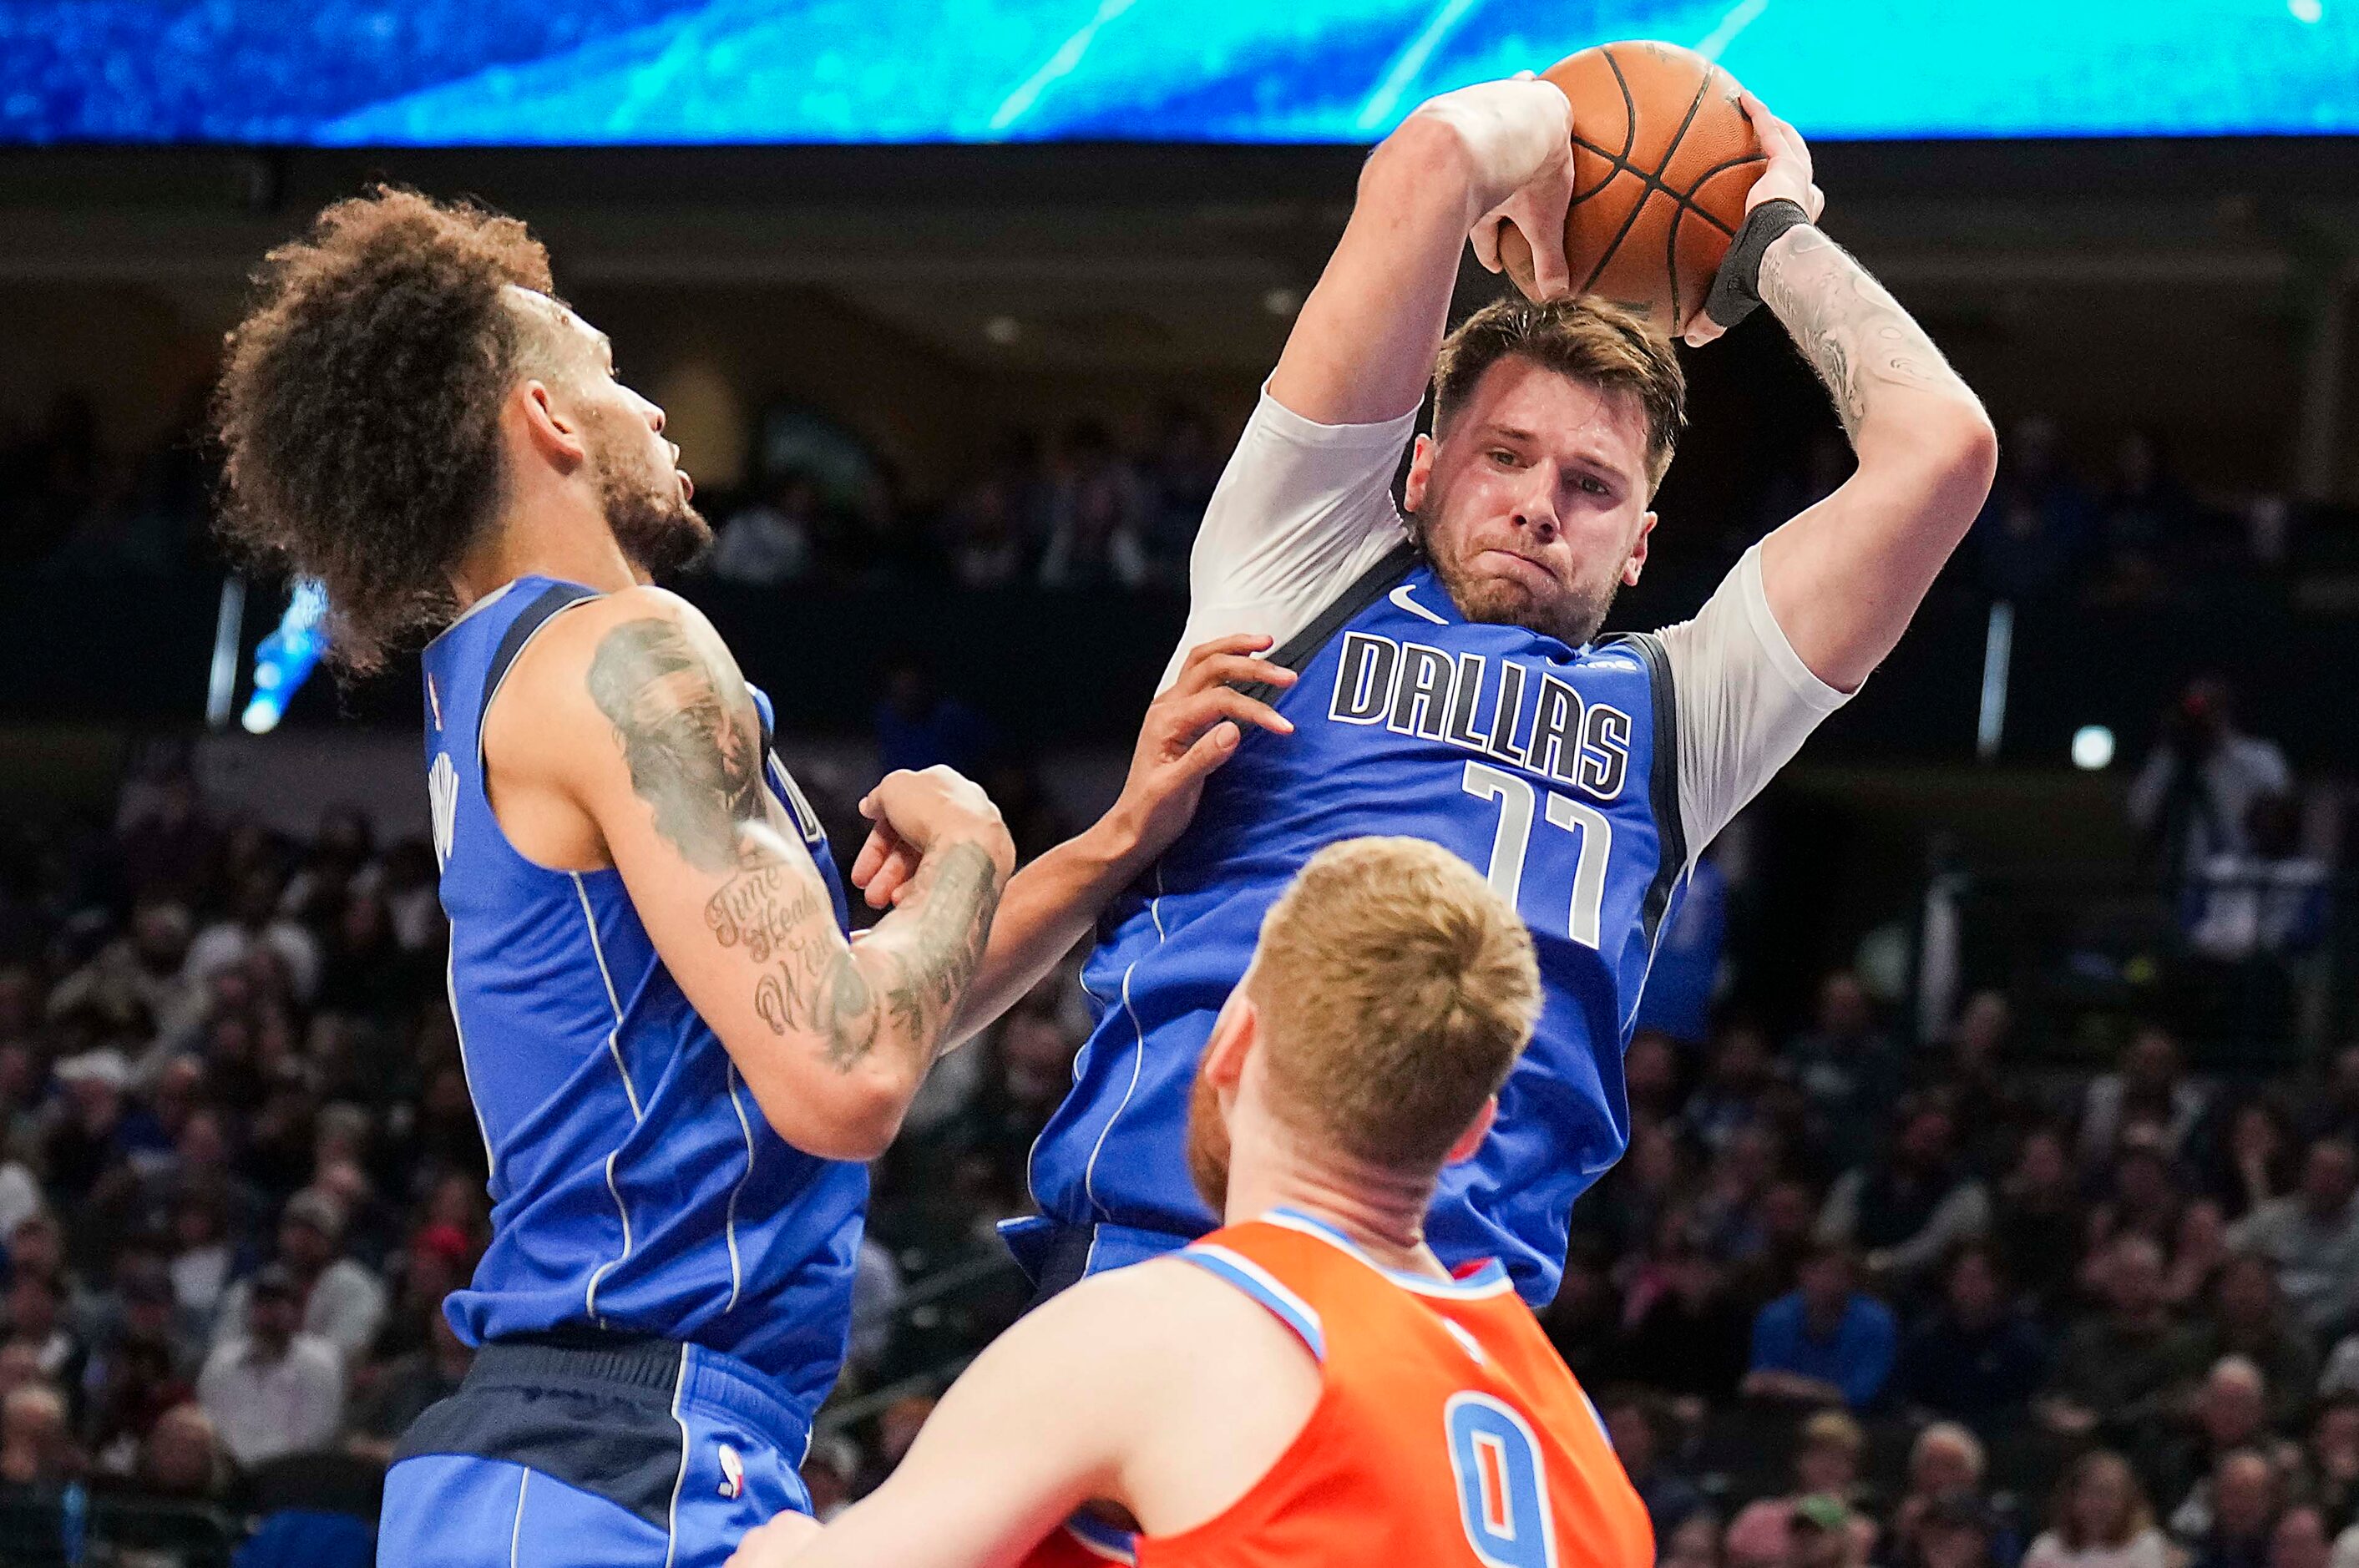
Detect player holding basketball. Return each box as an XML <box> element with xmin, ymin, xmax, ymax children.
<box><xmin>975</xmin><ymin>75</ymin><xmax>1998</xmax><ymax>1303</ymax></box>
<box><xmin>210</xmin><ymin>190</ymin><xmax>1289</xmax><ymax>1568</ymax></box>
<box><xmin>729</xmin><ymin>836</ymin><xmax>1653</xmax><ymax>1568</ymax></box>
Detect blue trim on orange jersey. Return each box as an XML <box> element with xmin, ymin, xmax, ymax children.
<box><xmin>1260</xmin><ymin>1209</ymin><xmax>1516</xmax><ymax>1299</ymax></box>
<box><xmin>1176</xmin><ymin>1244</ymin><xmax>1327</xmax><ymax>1361</ymax></box>
<box><xmin>1061</xmin><ymin>1511</ymin><xmax>1140</xmax><ymax>1563</ymax></box>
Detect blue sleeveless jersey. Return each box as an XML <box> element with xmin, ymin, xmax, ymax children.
<box><xmin>421</xmin><ymin>576</ymin><xmax>865</xmax><ymax>1414</ymax></box>
<box><xmin>1032</xmin><ymin>551</ymin><xmax>1686</xmax><ymax>1304</ymax></box>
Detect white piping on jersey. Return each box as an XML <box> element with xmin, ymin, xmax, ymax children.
<box><xmin>1061</xmin><ymin>1515</ymin><xmax>1141</xmax><ymax>1563</ymax></box>
<box><xmin>722</xmin><ymin>1063</ymin><xmax>756</xmax><ymax>1313</ymax></box>
<box><xmin>427</xmin><ymin>578</ymin><xmax>517</xmax><ymax>649</ymax></box>
<box><xmin>1082</xmin><ymin>863</ymin><xmax>1166</xmax><ymax>1218</ymax></box>
<box><xmin>585</xmin><ymin>1151</ymin><xmax>634</xmax><ymax>1324</ymax></box>
<box><xmin>661</xmin><ymin>1342</ymin><xmax>691</xmax><ymax>1568</ymax></box>
<box><xmin>572</xmin><ymin>874</ymin><xmax>645</xmax><ymax>1122</ymax></box>
<box><xmin>443</xmin><ymin>938</ymin><xmax>498</xmax><ymax>1184</ymax></box>
<box><xmin>506</xmin><ymin>1466</ymin><xmax>529</xmax><ymax>1568</ymax></box>
<box><xmin>1390</xmin><ymin>581</ymin><xmax>1450</xmax><ymax>625</ymax></box>
<box><xmin>1260</xmin><ymin>1208</ymin><xmax>1516</xmax><ymax>1299</ymax></box>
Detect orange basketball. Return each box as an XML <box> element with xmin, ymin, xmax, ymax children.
<box><xmin>1500</xmin><ymin>40</ymin><xmax>1764</xmax><ymax>336</ymax></box>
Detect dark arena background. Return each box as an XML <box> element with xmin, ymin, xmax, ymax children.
<box><xmin>1</xmin><ymin>3</ymin><xmax>2358</xmax><ymax>1564</ymax></box>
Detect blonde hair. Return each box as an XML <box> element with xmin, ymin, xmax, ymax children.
<box><xmin>1248</xmin><ymin>837</ymin><xmax>1541</xmax><ymax>1173</ymax></box>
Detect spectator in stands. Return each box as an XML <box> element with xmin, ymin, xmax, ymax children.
<box><xmin>2088</xmin><ymin>429</ymin><xmax>2195</xmax><ymax>608</ymax></box>
<box><xmin>1138</xmin><ymin>402</ymin><xmax>1221</xmax><ymax>584</ymax></box>
<box><xmin>185</xmin><ymin>871</ymin><xmax>321</xmax><ymax>1005</ymax></box>
<box><xmin>1992</xmin><ymin>1126</ymin><xmax>2088</xmax><ymax>1319</ymax></box>
<box><xmin>136</xmin><ymin>1402</ymin><xmax>232</xmax><ymax>1504</ymax></box>
<box><xmin>210</xmin><ymin>1190</ymin><xmax>384</xmax><ymax>1368</ymax></box>
<box><xmin>4</xmin><ymin>1272</ymin><xmax>82</xmax><ymax>1389</ymax></box>
<box><xmin>2038</xmin><ymin>1234</ymin><xmax>2198</xmax><ymax>1440</ymax></box>
<box><xmin>1664</xmin><ymin>1512</ymin><xmax>1726</xmax><ymax>1568</ymax></box>
<box><xmin>2080</xmin><ymin>1028</ymin><xmax>2208</xmax><ymax>1171</ymax></box>
<box><xmin>1788</xmin><ymin>972</ymin><xmax>1903</xmax><ymax>1172</ymax></box>
<box><xmin>43</xmin><ymin>1047</ymin><xmax>164</xmax><ymax>1209</ymax></box>
<box><xmin>1622</xmin><ymin>1237</ymin><xmax>1754</xmax><ymax>1408</ymax></box>
<box><xmin>0</xmin><ymin>1383</ymin><xmax>79</xmax><ymax>1486</ymax></box>
<box><xmin>2177</xmin><ymin>1449</ymin><xmax>2281</xmax><ymax>1568</ymax></box>
<box><xmin>2165</xmin><ymin>1200</ymin><xmax>2235</xmax><ymax>1313</ymax></box>
<box><xmin>2128</xmin><ymin>676</ymin><xmax>2293</xmax><ymax>893</ymax></box>
<box><xmin>2179</xmin><ymin>1254</ymin><xmax>2319</xmax><ymax>1432</ymax></box>
<box><xmin>2229</xmin><ymin>1140</ymin><xmax>2359</xmax><ymax>1338</ymax></box>
<box><xmin>2202</xmin><ymin>1101</ymin><xmax>2299</xmax><ymax>1225</ymax></box>
<box><xmin>1039</xmin><ymin>419</ymin><xmax>1149</xmax><ymax>589</ymax></box>
<box><xmin>941</xmin><ymin>467</ymin><xmax>1035</xmax><ymax>588</ymax></box>
<box><xmin>1887</xmin><ymin>1424</ymin><xmax>1999</xmax><ymax>1565</ymax></box>
<box><xmin>2182</xmin><ymin>795</ymin><xmax>2329</xmax><ymax>965</ymax></box>
<box><xmin>1921</xmin><ymin>990</ymin><xmax>2027</xmax><ymax>1173</ymax></box>
<box><xmin>2087</xmin><ymin>1131</ymin><xmax>2189</xmax><ymax>1282</ymax></box>
<box><xmin>1912</xmin><ymin>1492</ymin><xmax>2005</xmax><ymax>1568</ymax></box>
<box><xmin>1624</xmin><ymin>1030</ymin><xmax>1687</xmax><ymax>1126</ymax></box>
<box><xmin>1973</xmin><ymin>414</ymin><xmax>2091</xmax><ymax>601</ymax></box>
<box><xmin>1895</xmin><ymin>1244</ymin><xmax>2049</xmax><ymax>1429</ymax></box>
<box><xmin>2301</xmin><ymin>1048</ymin><xmax>2359</xmax><ymax>1153</ymax></box>
<box><xmin>2023</xmin><ymin>1451</ymin><xmax>2169</xmax><ymax>1568</ymax></box>
<box><xmin>706</xmin><ymin>471</ymin><xmax>818</xmax><ymax>587</ymax></box>
<box><xmin>2303</xmin><ymin>1396</ymin><xmax>2359</xmax><ymax>1525</ymax></box>
<box><xmin>2270</xmin><ymin>1507</ymin><xmax>2331</xmax><ymax>1568</ymax></box>
<box><xmin>1743</xmin><ymin>1242</ymin><xmax>1899</xmax><ymax>1411</ymax></box>
<box><xmin>2154</xmin><ymin>1358</ymin><xmax>2304</xmax><ymax>1531</ymax></box>
<box><xmin>1600</xmin><ymin>1387</ymin><xmax>1705</xmax><ymax>1538</ymax></box>
<box><xmin>195</xmin><ymin>1263</ymin><xmax>341</xmax><ymax>1469</ymax></box>
<box><xmin>347</xmin><ymin>1312</ymin><xmax>471</xmax><ymax>1465</ymax></box>
<box><xmin>1734</xmin><ymin>1179</ymin><xmax>1831</xmax><ymax>1316</ymax></box>
<box><xmin>1686</xmin><ymin>1023</ymin><xmax>1778</xmax><ymax>1156</ymax></box>
<box><xmin>1817</xmin><ymin>1102</ymin><xmax>1991</xmax><ymax>1292</ymax></box>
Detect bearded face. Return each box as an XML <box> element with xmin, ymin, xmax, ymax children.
<box><xmin>584</xmin><ymin>400</ymin><xmax>710</xmax><ymax>579</ymax></box>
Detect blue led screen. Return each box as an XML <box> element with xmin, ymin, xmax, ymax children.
<box><xmin>3</xmin><ymin>0</ymin><xmax>2355</xmax><ymax>145</ymax></box>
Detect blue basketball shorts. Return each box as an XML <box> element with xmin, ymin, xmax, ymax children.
<box><xmin>380</xmin><ymin>1336</ymin><xmax>814</xmax><ymax>1568</ymax></box>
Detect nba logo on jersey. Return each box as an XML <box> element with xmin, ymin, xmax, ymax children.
<box><xmin>716</xmin><ymin>1443</ymin><xmax>745</xmax><ymax>1500</ymax></box>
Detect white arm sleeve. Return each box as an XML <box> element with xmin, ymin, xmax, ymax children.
<box><xmin>1656</xmin><ymin>544</ymin><xmax>1853</xmax><ymax>857</ymax></box>
<box><xmin>1158</xmin><ymin>384</ymin><xmax>1417</xmax><ymax>690</ymax></box>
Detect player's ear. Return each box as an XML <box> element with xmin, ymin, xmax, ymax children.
<box><xmin>1621</xmin><ymin>510</ymin><xmax>1657</xmax><ymax>587</ymax></box>
<box><xmin>1402</xmin><ymin>432</ymin><xmax>1437</xmax><ymax>515</ymax></box>
<box><xmin>1445</xmin><ymin>1097</ymin><xmax>1499</xmax><ymax>1166</ymax></box>
<box><xmin>514</xmin><ymin>379</ymin><xmax>588</xmax><ymax>471</ymax></box>
<box><xmin>1202</xmin><ymin>989</ymin><xmax>1257</xmax><ymax>1090</ymax></box>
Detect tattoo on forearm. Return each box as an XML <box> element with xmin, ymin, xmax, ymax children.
<box><xmin>711</xmin><ymin>843</ymin><xmax>1001</xmax><ymax>1075</ymax></box>
<box><xmin>588</xmin><ymin>618</ymin><xmax>767</xmax><ymax>874</ymax></box>
<box><xmin>1758</xmin><ymin>228</ymin><xmax>1964</xmax><ymax>445</ymax></box>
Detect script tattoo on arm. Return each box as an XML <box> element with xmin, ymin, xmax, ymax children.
<box><xmin>709</xmin><ymin>842</ymin><xmax>1000</xmax><ymax>1073</ymax></box>
<box><xmin>1756</xmin><ymin>227</ymin><xmax>1966</xmax><ymax>447</ymax></box>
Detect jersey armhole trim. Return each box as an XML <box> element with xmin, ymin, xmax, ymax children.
<box><xmin>475</xmin><ymin>581</ymin><xmax>602</xmax><ymax>775</ymax></box>
<box><xmin>1175</xmin><ymin>1244</ymin><xmax>1327</xmax><ymax>1361</ymax></box>
<box><xmin>1608</xmin><ymin>630</ymin><xmax>1687</xmax><ymax>946</ymax></box>
<box><xmin>1231</xmin><ymin>541</ymin><xmax>1420</xmax><ymax>705</ymax></box>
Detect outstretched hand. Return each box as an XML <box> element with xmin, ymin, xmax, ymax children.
<box><xmin>848</xmin><ymin>635</ymin><xmax>1298</xmax><ymax>912</ymax></box>
<box><xmin>1683</xmin><ymin>89</ymin><xmax>1824</xmax><ymax>347</ymax></box>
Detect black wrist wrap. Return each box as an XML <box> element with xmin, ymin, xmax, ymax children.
<box><xmin>1703</xmin><ymin>198</ymin><xmax>1811</xmax><ymax>330</ymax></box>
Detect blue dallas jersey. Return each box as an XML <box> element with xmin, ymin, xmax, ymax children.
<box><xmin>421</xmin><ymin>576</ymin><xmax>864</xmax><ymax>1414</ymax></box>
<box><xmin>1028</xmin><ymin>547</ymin><xmax>1688</xmax><ymax>1306</ymax></box>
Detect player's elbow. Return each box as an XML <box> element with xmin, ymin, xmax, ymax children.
<box><xmin>739</xmin><ymin>1053</ymin><xmax>919</xmax><ymax>1164</ymax></box>
<box><xmin>1365</xmin><ymin>111</ymin><xmax>1480</xmax><ymax>210</ymax></box>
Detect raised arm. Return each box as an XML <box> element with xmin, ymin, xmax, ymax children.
<box><xmin>509</xmin><ymin>588</ymin><xmax>1013</xmax><ymax>1161</ymax></box>
<box><xmin>1708</xmin><ymin>96</ymin><xmax>1998</xmax><ymax>693</ymax></box>
<box><xmin>1269</xmin><ymin>75</ymin><xmax>1575</xmax><ymax>426</ymax></box>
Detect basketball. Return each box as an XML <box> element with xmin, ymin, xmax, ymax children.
<box><xmin>1499</xmin><ymin>40</ymin><xmax>1764</xmax><ymax>336</ymax></box>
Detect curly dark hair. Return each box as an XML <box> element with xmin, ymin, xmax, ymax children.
<box><xmin>212</xmin><ymin>187</ymin><xmax>559</xmax><ymax>672</ymax></box>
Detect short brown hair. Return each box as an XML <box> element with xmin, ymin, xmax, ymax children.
<box><xmin>1431</xmin><ymin>295</ymin><xmax>1686</xmax><ymax>488</ymax></box>
<box><xmin>213</xmin><ymin>187</ymin><xmax>558</xmax><ymax>672</ymax></box>
<box><xmin>1248</xmin><ymin>837</ymin><xmax>1541</xmax><ymax>1173</ymax></box>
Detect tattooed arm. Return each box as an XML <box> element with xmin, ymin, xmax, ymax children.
<box><xmin>512</xmin><ymin>588</ymin><xmax>1013</xmax><ymax>1161</ymax></box>
<box><xmin>1729</xmin><ymin>96</ymin><xmax>1999</xmax><ymax>693</ymax></box>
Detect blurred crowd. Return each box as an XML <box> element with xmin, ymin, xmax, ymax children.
<box><xmin>9</xmin><ymin>388</ymin><xmax>2339</xmax><ymax>610</ymax></box>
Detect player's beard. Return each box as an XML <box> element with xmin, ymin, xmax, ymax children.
<box><xmin>585</xmin><ymin>412</ymin><xmax>711</xmax><ymax>580</ymax></box>
<box><xmin>1184</xmin><ymin>1059</ymin><xmax>1231</xmax><ymax>1216</ymax></box>
<box><xmin>1415</xmin><ymin>482</ymin><xmax>1621</xmax><ymax>648</ymax></box>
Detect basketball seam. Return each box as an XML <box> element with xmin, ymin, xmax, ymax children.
<box><xmin>1572</xmin><ymin>134</ymin><xmax>1761</xmax><ymax>237</ymax></box>
<box><xmin>1578</xmin><ymin>62</ymin><xmax>1709</xmax><ymax>299</ymax></box>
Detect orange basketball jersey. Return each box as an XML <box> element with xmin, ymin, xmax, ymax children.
<box><xmin>1024</xmin><ymin>1210</ymin><xmax>1654</xmax><ymax>1568</ymax></box>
